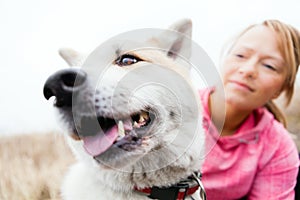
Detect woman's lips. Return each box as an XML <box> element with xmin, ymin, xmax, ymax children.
<box><xmin>229</xmin><ymin>80</ymin><xmax>254</xmax><ymax>92</ymax></box>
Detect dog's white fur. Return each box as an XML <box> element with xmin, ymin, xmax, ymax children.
<box><xmin>55</xmin><ymin>19</ymin><xmax>205</xmax><ymax>200</ymax></box>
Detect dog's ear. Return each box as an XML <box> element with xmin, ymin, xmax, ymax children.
<box><xmin>167</xmin><ymin>19</ymin><xmax>192</xmax><ymax>59</ymax></box>
<box><xmin>153</xmin><ymin>19</ymin><xmax>192</xmax><ymax>61</ymax></box>
<box><xmin>59</xmin><ymin>48</ymin><xmax>87</xmax><ymax>67</ymax></box>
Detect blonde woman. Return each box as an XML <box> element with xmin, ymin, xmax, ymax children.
<box><xmin>201</xmin><ymin>20</ymin><xmax>300</xmax><ymax>199</ymax></box>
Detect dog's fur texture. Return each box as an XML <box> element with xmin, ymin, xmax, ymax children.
<box><xmin>45</xmin><ymin>19</ymin><xmax>206</xmax><ymax>200</ymax></box>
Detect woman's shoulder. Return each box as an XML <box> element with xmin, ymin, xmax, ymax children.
<box><xmin>257</xmin><ymin>108</ymin><xmax>294</xmax><ymax>147</ymax></box>
<box><xmin>257</xmin><ymin>108</ymin><xmax>299</xmax><ymax>167</ymax></box>
<box><xmin>258</xmin><ymin>107</ymin><xmax>292</xmax><ymax>140</ymax></box>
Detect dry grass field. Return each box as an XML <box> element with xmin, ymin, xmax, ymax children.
<box><xmin>0</xmin><ymin>85</ymin><xmax>299</xmax><ymax>200</ymax></box>
<box><xmin>0</xmin><ymin>133</ymin><xmax>75</xmax><ymax>200</ymax></box>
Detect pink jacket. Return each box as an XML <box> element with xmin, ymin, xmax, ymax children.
<box><xmin>200</xmin><ymin>89</ymin><xmax>299</xmax><ymax>200</ymax></box>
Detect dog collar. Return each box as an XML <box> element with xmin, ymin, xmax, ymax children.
<box><xmin>134</xmin><ymin>172</ymin><xmax>206</xmax><ymax>200</ymax></box>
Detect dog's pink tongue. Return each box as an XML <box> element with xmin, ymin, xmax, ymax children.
<box><xmin>83</xmin><ymin>125</ymin><xmax>118</xmax><ymax>156</ymax></box>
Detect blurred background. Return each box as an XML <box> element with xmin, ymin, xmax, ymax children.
<box><xmin>0</xmin><ymin>0</ymin><xmax>299</xmax><ymax>136</ymax></box>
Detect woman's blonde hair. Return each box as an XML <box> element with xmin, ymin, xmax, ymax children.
<box><xmin>225</xmin><ymin>20</ymin><xmax>300</xmax><ymax>127</ymax></box>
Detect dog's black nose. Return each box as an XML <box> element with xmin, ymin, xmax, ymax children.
<box><xmin>43</xmin><ymin>68</ymin><xmax>87</xmax><ymax>107</ymax></box>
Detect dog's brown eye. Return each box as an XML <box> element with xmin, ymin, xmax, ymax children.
<box><xmin>115</xmin><ymin>54</ymin><xmax>141</xmax><ymax>66</ymax></box>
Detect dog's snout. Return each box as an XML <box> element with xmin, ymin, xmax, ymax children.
<box><xmin>43</xmin><ymin>68</ymin><xmax>87</xmax><ymax>107</ymax></box>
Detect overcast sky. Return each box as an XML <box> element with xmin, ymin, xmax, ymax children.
<box><xmin>0</xmin><ymin>0</ymin><xmax>299</xmax><ymax>135</ymax></box>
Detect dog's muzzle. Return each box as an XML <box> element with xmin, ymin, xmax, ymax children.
<box><xmin>43</xmin><ymin>68</ymin><xmax>87</xmax><ymax>107</ymax></box>
<box><xmin>43</xmin><ymin>68</ymin><xmax>156</xmax><ymax>156</ymax></box>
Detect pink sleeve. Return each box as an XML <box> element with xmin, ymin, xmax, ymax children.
<box><xmin>247</xmin><ymin>128</ymin><xmax>299</xmax><ymax>200</ymax></box>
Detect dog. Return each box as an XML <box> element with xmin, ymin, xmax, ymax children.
<box><xmin>43</xmin><ymin>19</ymin><xmax>206</xmax><ymax>200</ymax></box>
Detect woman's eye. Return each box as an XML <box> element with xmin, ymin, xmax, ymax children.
<box><xmin>115</xmin><ymin>54</ymin><xmax>141</xmax><ymax>66</ymax></box>
<box><xmin>263</xmin><ymin>64</ymin><xmax>276</xmax><ymax>71</ymax></box>
<box><xmin>235</xmin><ymin>54</ymin><xmax>244</xmax><ymax>58</ymax></box>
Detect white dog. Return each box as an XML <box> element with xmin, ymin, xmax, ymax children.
<box><xmin>44</xmin><ymin>19</ymin><xmax>206</xmax><ymax>200</ymax></box>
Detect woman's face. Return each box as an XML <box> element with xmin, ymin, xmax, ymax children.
<box><xmin>221</xmin><ymin>25</ymin><xmax>287</xmax><ymax>111</ymax></box>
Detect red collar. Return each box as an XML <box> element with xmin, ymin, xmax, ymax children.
<box><xmin>134</xmin><ymin>172</ymin><xmax>206</xmax><ymax>200</ymax></box>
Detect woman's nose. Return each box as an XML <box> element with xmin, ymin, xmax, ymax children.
<box><xmin>238</xmin><ymin>59</ymin><xmax>258</xmax><ymax>78</ymax></box>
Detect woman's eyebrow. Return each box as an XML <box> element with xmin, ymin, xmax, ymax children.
<box><xmin>264</xmin><ymin>55</ymin><xmax>285</xmax><ymax>66</ymax></box>
<box><xmin>238</xmin><ymin>45</ymin><xmax>284</xmax><ymax>64</ymax></box>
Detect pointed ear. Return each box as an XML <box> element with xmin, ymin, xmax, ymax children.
<box><xmin>153</xmin><ymin>19</ymin><xmax>192</xmax><ymax>60</ymax></box>
<box><xmin>58</xmin><ymin>48</ymin><xmax>87</xmax><ymax>66</ymax></box>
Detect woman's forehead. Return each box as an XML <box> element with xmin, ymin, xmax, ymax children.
<box><xmin>233</xmin><ymin>26</ymin><xmax>284</xmax><ymax>63</ymax></box>
<box><xmin>236</xmin><ymin>25</ymin><xmax>278</xmax><ymax>47</ymax></box>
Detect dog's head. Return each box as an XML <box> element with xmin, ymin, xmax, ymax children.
<box><xmin>44</xmin><ymin>19</ymin><xmax>204</xmax><ymax>174</ymax></box>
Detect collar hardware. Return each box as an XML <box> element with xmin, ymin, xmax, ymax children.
<box><xmin>134</xmin><ymin>172</ymin><xmax>206</xmax><ymax>200</ymax></box>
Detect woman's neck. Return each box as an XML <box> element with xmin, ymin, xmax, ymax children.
<box><xmin>209</xmin><ymin>90</ymin><xmax>252</xmax><ymax>136</ymax></box>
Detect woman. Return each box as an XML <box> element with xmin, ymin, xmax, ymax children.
<box><xmin>201</xmin><ymin>20</ymin><xmax>300</xmax><ymax>199</ymax></box>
